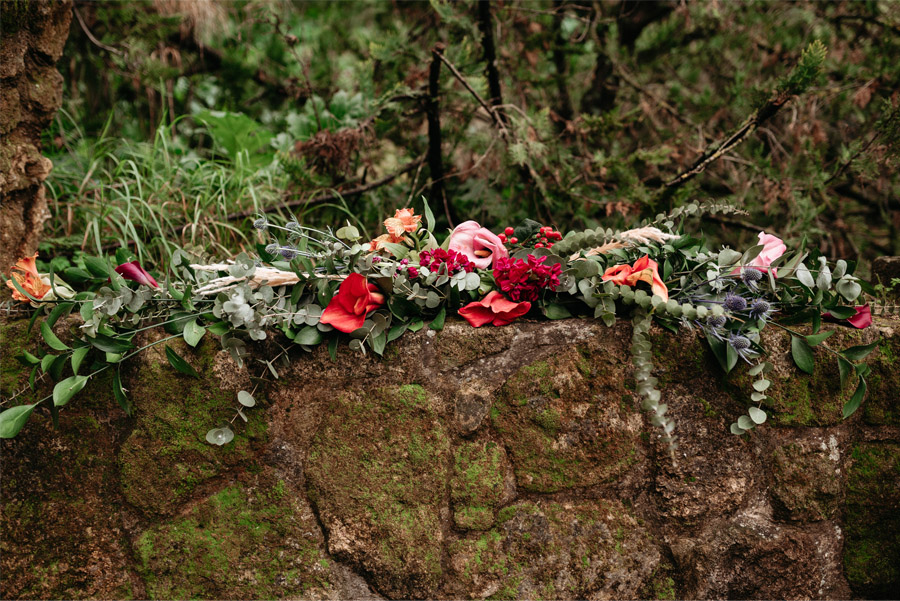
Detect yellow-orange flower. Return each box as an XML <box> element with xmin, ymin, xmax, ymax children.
<box><xmin>6</xmin><ymin>254</ymin><xmax>51</xmax><ymax>302</ymax></box>
<box><xmin>601</xmin><ymin>255</ymin><xmax>668</xmax><ymax>301</ymax></box>
<box><xmin>383</xmin><ymin>208</ymin><xmax>421</xmax><ymax>237</ymax></box>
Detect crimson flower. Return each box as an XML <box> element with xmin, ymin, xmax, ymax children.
<box><xmin>493</xmin><ymin>255</ymin><xmax>562</xmax><ymax>302</ymax></box>
<box><xmin>459</xmin><ymin>291</ymin><xmax>531</xmax><ymax>327</ymax></box>
<box><xmin>320</xmin><ymin>273</ymin><xmax>385</xmax><ymax>333</ymax></box>
<box><xmin>418</xmin><ymin>249</ymin><xmax>475</xmax><ymax>274</ymax></box>
<box><xmin>823</xmin><ymin>304</ymin><xmax>872</xmax><ymax>329</ymax></box>
<box><xmin>115</xmin><ymin>260</ymin><xmax>159</xmax><ymax>288</ymax></box>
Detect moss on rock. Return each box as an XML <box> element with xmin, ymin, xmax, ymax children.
<box><xmin>117</xmin><ymin>336</ymin><xmax>267</xmax><ymax>518</ymax></box>
<box><xmin>451</xmin><ymin>440</ymin><xmax>509</xmax><ymax>531</ymax></box>
<box><xmin>304</xmin><ymin>384</ymin><xmax>448</xmax><ymax>599</ymax></box>
<box><xmin>134</xmin><ymin>470</ymin><xmax>334</xmax><ymax>599</ymax></box>
<box><xmin>448</xmin><ymin>500</ymin><xmax>660</xmax><ymax>599</ymax></box>
<box><xmin>491</xmin><ymin>350</ymin><xmax>639</xmax><ymax>492</ymax></box>
<box><xmin>843</xmin><ymin>443</ymin><xmax>900</xmax><ymax>597</ymax></box>
<box><xmin>770</xmin><ymin>441</ymin><xmax>841</xmax><ymax>521</ymax></box>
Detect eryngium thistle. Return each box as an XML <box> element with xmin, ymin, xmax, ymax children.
<box><xmin>707</xmin><ymin>315</ymin><xmax>727</xmax><ymax>328</ymax></box>
<box><xmin>741</xmin><ymin>267</ymin><xmax>763</xmax><ymax>284</ymax></box>
<box><xmin>278</xmin><ymin>245</ymin><xmax>298</xmax><ymax>260</ymax></box>
<box><xmin>724</xmin><ymin>292</ymin><xmax>748</xmax><ymax>312</ymax></box>
<box><xmin>265</xmin><ymin>243</ymin><xmax>279</xmax><ymax>255</ymax></box>
<box><xmin>749</xmin><ymin>298</ymin><xmax>772</xmax><ymax>320</ymax></box>
<box><xmin>729</xmin><ymin>333</ymin><xmax>751</xmax><ymax>350</ymax></box>
<box><xmin>253</xmin><ymin>217</ymin><xmax>268</xmax><ymax>231</ymax></box>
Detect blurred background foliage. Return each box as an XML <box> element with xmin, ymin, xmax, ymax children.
<box><xmin>42</xmin><ymin>0</ymin><xmax>900</xmax><ymax>273</ymax></box>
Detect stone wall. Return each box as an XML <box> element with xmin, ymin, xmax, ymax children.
<box><xmin>1</xmin><ymin>316</ymin><xmax>898</xmax><ymax>599</ymax></box>
<box><xmin>0</xmin><ymin>0</ymin><xmax>72</xmax><ymax>271</ymax></box>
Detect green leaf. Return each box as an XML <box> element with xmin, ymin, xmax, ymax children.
<box><xmin>371</xmin><ymin>330</ymin><xmax>387</xmax><ymax>356</ymax></box>
<box><xmin>825</xmin><ymin>306</ymin><xmax>857</xmax><ymax>319</ymax></box>
<box><xmin>748</xmin><ymin>362</ymin><xmax>766</xmax><ymax>376</ymax></box>
<box><xmin>183</xmin><ymin>319</ymin><xmax>206</xmax><ymax>347</ymax></box>
<box><xmin>20</xmin><ymin>350</ymin><xmax>40</xmax><ymax>366</ymax></box>
<box><xmin>408</xmin><ymin>319</ymin><xmax>424</xmax><ymax>332</ymax></box>
<box><xmin>113</xmin><ymin>368</ymin><xmax>131</xmax><ymax>415</ymax></box>
<box><xmin>804</xmin><ymin>331</ymin><xmax>834</xmax><ymax>346</ymax></box>
<box><xmin>737</xmin><ymin>415</ymin><xmax>755</xmax><ymax>430</ymax></box>
<box><xmin>327</xmin><ymin>336</ymin><xmax>339</xmax><ymax>362</ymax></box>
<box><xmin>841</xmin><ymin>341</ymin><xmax>879</xmax><ymax>361</ymax></box>
<box><xmin>543</xmin><ymin>303</ymin><xmax>572</xmax><ymax>320</ymax></box>
<box><xmin>87</xmin><ymin>333</ymin><xmax>134</xmax><ymax>354</ymax></box>
<box><xmin>729</xmin><ymin>422</ymin><xmax>745</xmax><ymax>435</ymax></box>
<box><xmin>237</xmin><ymin>390</ymin><xmax>256</xmax><ymax>407</ymax></box>
<box><xmin>83</xmin><ymin>255</ymin><xmax>111</xmax><ymax>278</ymax></box>
<box><xmin>295</xmin><ymin>326</ymin><xmax>323</xmax><ymax>346</ymax></box>
<box><xmin>41</xmin><ymin>321</ymin><xmax>70</xmax><ymax>351</ymax></box>
<box><xmin>0</xmin><ymin>404</ymin><xmax>36</xmax><ymax>438</ymax></box>
<box><xmin>49</xmin><ymin>354</ymin><xmax>67</xmax><ymax>381</ymax></box>
<box><xmin>838</xmin><ymin>357</ymin><xmax>853</xmax><ymax>388</ymax></box>
<box><xmin>725</xmin><ymin>344</ymin><xmax>738</xmax><ymax>373</ymax></box>
<box><xmin>842</xmin><ymin>377</ymin><xmax>867</xmax><ymax>419</ymax></box>
<box><xmin>748</xmin><ymin>407</ymin><xmax>767</xmax><ymax>424</ymax></box>
<box><xmin>422</xmin><ymin>196</ymin><xmax>435</xmax><ymax>232</ymax></box>
<box><xmin>71</xmin><ymin>347</ymin><xmax>89</xmax><ymax>375</ymax></box>
<box><xmin>46</xmin><ymin>302</ymin><xmax>74</xmax><ymax>328</ymax></box>
<box><xmin>207</xmin><ymin>321</ymin><xmax>229</xmax><ymax>336</ymax></box>
<box><xmin>429</xmin><ymin>307</ymin><xmax>446</xmax><ymax>330</ymax></box>
<box><xmin>53</xmin><ymin>375</ymin><xmax>89</xmax><ymax>407</ymax></box>
<box><xmin>165</xmin><ymin>345</ymin><xmax>200</xmax><ymax>378</ymax></box>
<box><xmin>791</xmin><ymin>336</ymin><xmax>815</xmax><ymax>374</ymax></box>
<box><xmin>387</xmin><ymin>322</ymin><xmax>408</xmax><ymax>343</ymax></box>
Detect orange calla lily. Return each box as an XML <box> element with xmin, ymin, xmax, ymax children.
<box><xmin>601</xmin><ymin>255</ymin><xmax>668</xmax><ymax>301</ymax></box>
<box><xmin>6</xmin><ymin>254</ymin><xmax>51</xmax><ymax>302</ymax></box>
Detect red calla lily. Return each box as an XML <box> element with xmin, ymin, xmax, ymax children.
<box><xmin>115</xmin><ymin>261</ymin><xmax>159</xmax><ymax>288</ymax></box>
<box><xmin>459</xmin><ymin>291</ymin><xmax>531</xmax><ymax>327</ymax></box>
<box><xmin>320</xmin><ymin>273</ymin><xmax>385</xmax><ymax>333</ymax></box>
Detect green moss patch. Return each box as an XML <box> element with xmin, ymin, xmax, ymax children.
<box><xmin>117</xmin><ymin>337</ymin><xmax>267</xmax><ymax>517</ymax></box>
<box><xmin>843</xmin><ymin>443</ymin><xmax>900</xmax><ymax>597</ymax></box>
<box><xmin>135</xmin><ymin>471</ymin><xmax>333</xmax><ymax>599</ymax></box>
<box><xmin>448</xmin><ymin>500</ymin><xmax>659</xmax><ymax>599</ymax></box>
<box><xmin>491</xmin><ymin>352</ymin><xmax>638</xmax><ymax>492</ymax></box>
<box><xmin>451</xmin><ymin>440</ymin><xmax>508</xmax><ymax>530</ymax></box>
<box><xmin>304</xmin><ymin>384</ymin><xmax>448</xmax><ymax>599</ymax></box>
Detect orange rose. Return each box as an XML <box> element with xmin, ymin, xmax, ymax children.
<box><xmin>6</xmin><ymin>254</ymin><xmax>51</xmax><ymax>302</ymax></box>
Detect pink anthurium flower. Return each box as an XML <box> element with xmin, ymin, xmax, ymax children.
<box><xmin>115</xmin><ymin>260</ymin><xmax>159</xmax><ymax>288</ymax></box>
<box><xmin>458</xmin><ymin>291</ymin><xmax>531</xmax><ymax>327</ymax></box>
<box><xmin>448</xmin><ymin>221</ymin><xmax>509</xmax><ymax>270</ymax></box>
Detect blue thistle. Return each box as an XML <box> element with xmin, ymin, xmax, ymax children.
<box><xmin>728</xmin><ymin>332</ymin><xmax>759</xmax><ymax>363</ymax></box>
<box><xmin>749</xmin><ymin>298</ymin><xmax>773</xmax><ymax>320</ymax></box>
<box><xmin>724</xmin><ymin>292</ymin><xmax>748</xmax><ymax>312</ymax></box>
<box><xmin>253</xmin><ymin>217</ymin><xmax>269</xmax><ymax>231</ymax></box>
<box><xmin>278</xmin><ymin>245</ymin><xmax>299</xmax><ymax>260</ymax></box>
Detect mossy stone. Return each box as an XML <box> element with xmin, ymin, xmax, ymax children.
<box><xmin>117</xmin><ymin>336</ymin><xmax>267</xmax><ymax>518</ymax></box>
<box><xmin>304</xmin><ymin>384</ymin><xmax>448</xmax><ymax>599</ymax></box>
<box><xmin>843</xmin><ymin>443</ymin><xmax>900</xmax><ymax>597</ymax></box>
<box><xmin>770</xmin><ymin>442</ymin><xmax>841</xmax><ymax>521</ymax></box>
<box><xmin>491</xmin><ymin>351</ymin><xmax>639</xmax><ymax>492</ymax></box>
<box><xmin>135</xmin><ymin>471</ymin><xmax>333</xmax><ymax>599</ymax></box>
<box><xmin>448</xmin><ymin>500</ymin><xmax>659</xmax><ymax>599</ymax></box>
<box><xmin>450</xmin><ymin>440</ymin><xmax>508</xmax><ymax>530</ymax></box>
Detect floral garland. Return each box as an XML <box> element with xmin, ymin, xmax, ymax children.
<box><xmin>0</xmin><ymin>202</ymin><xmax>881</xmax><ymax>457</ymax></box>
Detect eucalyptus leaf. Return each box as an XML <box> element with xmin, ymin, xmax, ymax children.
<box><xmin>237</xmin><ymin>390</ymin><xmax>256</xmax><ymax>407</ymax></box>
<box><xmin>748</xmin><ymin>407</ymin><xmax>767</xmax><ymax>424</ymax></box>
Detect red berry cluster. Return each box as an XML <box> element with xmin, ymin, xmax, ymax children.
<box><xmin>497</xmin><ymin>225</ymin><xmax>562</xmax><ymax>249</ymax></box>
<box><xmin>418</xmin><ymin>248</ymin><xmax>476</xmax><ymax>274</ymax></box>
